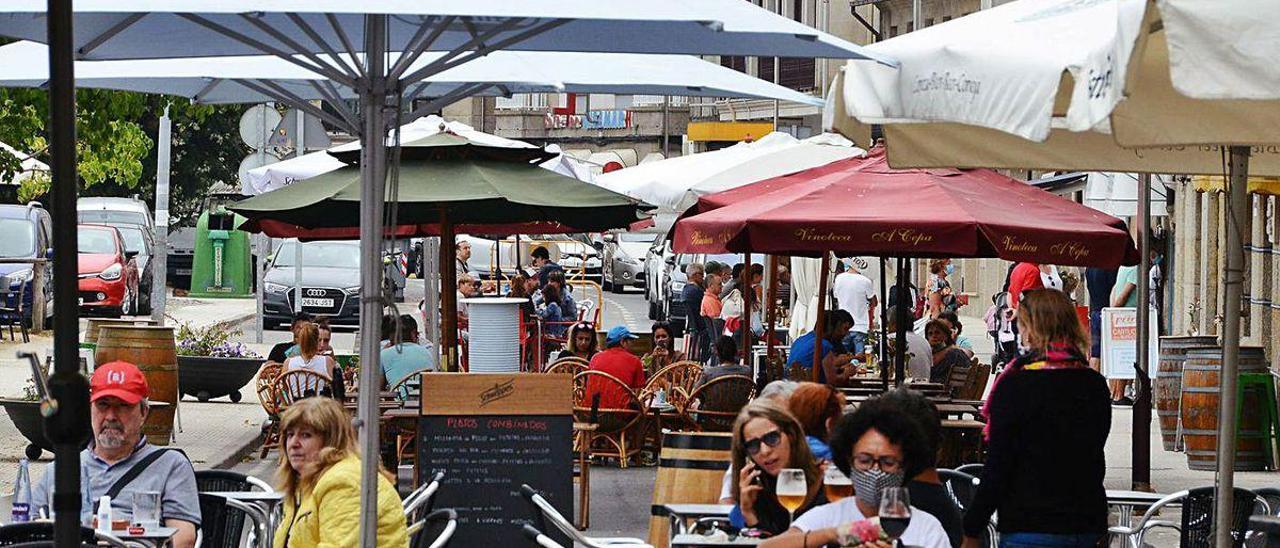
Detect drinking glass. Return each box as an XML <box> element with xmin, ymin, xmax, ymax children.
<box><xmin>877</xmin><ymin>486</ymin><xmax>912</xmax><ymax>539</ymax></box>
<box><xmin>822</xmin><ymin>466</ymin><xmax>853</xmax><ymax>502</ymax></box>
<box><xmin>132</xmin><ymin>491</ymin><xmax>161</xmax><ymax>529</ymax></box>
<box><xmin>775</xmin><ymin>468</ymin><xmax>808</xmax><ymax>522</ymax></box>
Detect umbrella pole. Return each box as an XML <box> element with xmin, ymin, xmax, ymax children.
<box><xmin>1215</xmin><ymin>147</ymin><xmax>1250</xmax><ymax>547</ymax></box>
<box><xmin>741</xmin><ymin>252</ymin><xmax>752</xmax><ymax>366</ymax></box>
<box><xmin>766</xmin><ymin>255</ymin><xmax>779</xmax><ymax>360</ymax></box>
<box><xmin>813</xmin><ymin>253</ymin><xmax>830</xmax><ymax>383</ymax></box>
<box><xmin>356</xmin><ymin>14</ymin><xmax>390</xmax><ymax>548</ymax></box>
<box><xmin>47</xmin><ymin>1</ymin><xmax>92</xmax><ymax>545</ymax></box>
<box><xmin>440</xmin><ymin>213</ymin><xmax>458</xmax><ymax>371</ymax></box>
<box><xmin>894</xmin><ymin>258</ymin><xmax>908</xmax><ymax>386</ymax></box>
<box><xmin>880</xmin><ymin>257</ymin><xmax>889</xmax><ymax>391</ymax></box>
<box><xmin>1133</xmin><ymin>173</ymin><xmax>1153</xmax><ymax>492</ymax></box>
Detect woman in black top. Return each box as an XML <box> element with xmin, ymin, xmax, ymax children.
<box><xmin>728</xmin><ymin>401</ymin><xmax>825</xmax><ymax>535</ymax></box>
<box><xmin>963</xmin><ymin>289</ymin><xmax>1111</xmax><ymax>548</ymax></box>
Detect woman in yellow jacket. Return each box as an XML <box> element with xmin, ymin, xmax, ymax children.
<box><xmin>273</xmin><ymin>397</ymin><xmax>408</xmax><ymax>548</ymax></box>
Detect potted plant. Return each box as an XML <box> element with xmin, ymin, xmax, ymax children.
<box><xmin>176</xmin><ymin>321</ymin><xmax>263</xmax><ymax>403</ymax></box>
<box><xmin>1</xmin><ymin>379</ymin><xmax>55</xmax><ymax>460</ymax></box>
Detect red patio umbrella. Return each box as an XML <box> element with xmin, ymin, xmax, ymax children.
<box><xmin>674</xmin><ymin>147</ymin><xmax>1139</xmax><ymax>267</ymax></box>
<box><xmin>673</xmin><ymin>146</ymin><xmax>1138</xmax><ymax>386</ymax></box>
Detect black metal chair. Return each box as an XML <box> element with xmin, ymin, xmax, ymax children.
<box><xmin>194</xmin><ymin>469</ymin><xmax>272</xmax><ymax>493</ymax></box>
<box><xmin>198</xmin><ymin>492</ymin><xmax>268</xmax><ymax>548</ymax></box>
<box><xmin>0</xmin><ymin>275</ymin><xmax>29</xmax><ymax>343</ymax></box>
<box><xmin>937</xmin><ymin>468</ymin><xmax>979</xmax><ymax>511</ymax></box>
<box><xmin>954</xmin><ymin>462</ymin><xmax>984</xmax><ymax>478</ymax></box>
<box><xmin>409</xmin><ymin>508</ymin><xmax>457</xmax><ymax>548</ymax></box>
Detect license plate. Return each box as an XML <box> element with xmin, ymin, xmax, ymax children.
<box><xmin>300</xmin><ymin>297</ymin><xmax>334</xmax><ymax>308</ymax></box>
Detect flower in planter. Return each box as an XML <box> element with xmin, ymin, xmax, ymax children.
<box><xmin>175</xmin><ymin>322</ymin><xmax>262</xmax><ymax>359</ymax></box>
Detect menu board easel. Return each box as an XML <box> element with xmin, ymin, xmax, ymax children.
<box><xmin>417</xmin><ymin>373</ymin><xmax>573</xmax><ymax>546</ymax></box>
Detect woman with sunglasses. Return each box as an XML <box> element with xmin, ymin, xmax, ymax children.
<box><xmin>761</xmin><ymin>396</ymin><xmax>950</xmax><ymax>548</ymax></box>
<box><xmin>559</xmin><ymin>322</ymin><xmax>599</xmax><ymax>361</ymax></box>
<box><xmin>728</xmin><ymin>402</ymin><xmax>824</xmax><ymax>536</ymax></box>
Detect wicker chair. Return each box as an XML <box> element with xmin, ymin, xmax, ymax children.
<box><xmin>545</xmin><ymin>356</ymin><xmax>589</xmax><ymax>375</ymax></box>
<box><xmin>572</xmin><ymin>370</ymin><xmax>646</xmax><ymax>468</ymax></box>
<box><xmin>682</xmin><ymin>374</ymin><xmax>755</xmax><ymax>432</ymax></box>
<box><xmin>642</xmin><ymin>361</ymin><xmax>704</xmax><ymax>410</ymax></box>
<box><xmin>255</xmin><ymin>362</ymin><xmax>284</xmax><ymax>458</ymax></box>
<box><xmin>275</xmin><ymin>369</ymin><xmax>335</xmax><ymax>407</ymax></box>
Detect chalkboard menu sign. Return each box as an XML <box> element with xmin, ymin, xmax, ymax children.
<box><xmin>417</xmin><ymin>373</ymin><xmax>573</xmax><ymax>546</ymax></box>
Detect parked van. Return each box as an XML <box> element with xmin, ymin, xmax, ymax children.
<box><xmin>0</xmin><ymin>203</ymin><xmax>54</xmax><ymax>326</ymax></box>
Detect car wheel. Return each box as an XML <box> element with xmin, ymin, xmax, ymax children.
<box><xmin>610</xmin><ymin>278</ymin><xmax>625</xmax><ymax>294</ymax></box>
<box><xmin>647</xmin><ymin>299</ymin><xmax>657</xmax><ymax>320</ymax></box>
<box><xmin>138</xmin><ymin>290</ymin><xmax>152</xmax><ymax>315</ymax></box>
<box><xmin>127</xmin><ymin>287</ymin><xmax>138</xmax><ymax>316</ymax></box>
<box><xmin>25</xmin><ymin>444</ymin><xmax>41</xmax><ymax>461</ymax></box>
<box><xmin>229</xmin><ymin>391</ymin><xmax>243</xmax><ymax>403</ymax></box>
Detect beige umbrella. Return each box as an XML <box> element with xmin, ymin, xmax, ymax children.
<box><xmin>825</xmin><ymin>0</ymin><xmax>1280</xmax><ymax>542</ymax></box>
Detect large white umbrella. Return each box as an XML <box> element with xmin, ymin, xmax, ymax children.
<box><xmin>597</xmin><ymin>132</ymin><xmax>864</xmax><ymax>214</ymax></box>
<box><xmin>824</xmin><ymin>0</ymin><xmax>1279</xmax><ymax>541</ymax></box>
<box><xmin>0</xmin><ymin>141</ymin><xmax>49</xmax><ymax>185</ymax></box>
<box><xmin>1</xmin><ymin>2</ymin><xmax>887</xmax><ymax>544</ymax></box>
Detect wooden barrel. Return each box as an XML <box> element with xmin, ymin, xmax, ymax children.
<box><xmin>94</xmin><ymin>326</ymin><xmax>178</xmax><ymax>446</ymax></box>
<box><xmin>648</xmin><ymin>431</ymin><xmax>733</xmax><ymax>548</ymax></box>
<box><xmin>1181</xmin><ymin>346</ymin><xmax>1268</xmax><ymax>471</ymax></box>
<box><xmin>85</xmin><ymin>318</ymin><xmax>158</xmax><ymax>344</ymax></box>
<box><xmin>1157</xmin><ymin>336</ymin><xmax>1217</xmax><ymax>452</ymax></box>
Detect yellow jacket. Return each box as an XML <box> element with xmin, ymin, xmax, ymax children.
<box><xmin>274</xmin><ymin>454</ymin><xmax>409</xmax><ymax>548</ymax></box>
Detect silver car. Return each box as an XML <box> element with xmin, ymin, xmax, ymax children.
<box><xmin>601</xmin><ymin>232</ymin><xmax>656</xmax><ymax>294</ymax></box>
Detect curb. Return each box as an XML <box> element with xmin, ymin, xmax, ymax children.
<box><xmin>210</xmin><ymin>420</ymin><xmax>267</xmax><ymax>471</ymax></box>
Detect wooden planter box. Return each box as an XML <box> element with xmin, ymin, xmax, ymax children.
<box><xmin>177</xmin><ymin>356</ymin><xmax>261</xmax><ymax>403</ymax></box>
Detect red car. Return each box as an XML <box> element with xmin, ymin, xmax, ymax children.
<box><xmin>78</xmin><ymin>224</ymin><xmax>140</xmax><ymax>317</ymax></box>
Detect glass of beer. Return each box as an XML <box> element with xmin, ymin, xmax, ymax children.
<box><xmin>775</xmin><ymin>468</ymin><xmax>808</xmax><ymax>522</ymax></box>
<box><xmin>823</xmin><ymin>466</ymin><xmax>853</xmax><ymax>502</ymax></box>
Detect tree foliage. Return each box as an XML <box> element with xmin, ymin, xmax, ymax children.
<box><xmin>0</xmin><ymin>87</ymin><xmax>248</xmax><ymax>227</ymax></box>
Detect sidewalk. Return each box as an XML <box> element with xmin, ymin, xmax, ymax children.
<box><xmin>0</xmin><ymin>295</ymin><xmax>265</xmax><ymax>494</ymax></box>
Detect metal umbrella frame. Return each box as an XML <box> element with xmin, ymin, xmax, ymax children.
<box><xmin>4</xmin><ymin>3</ymin><xmax>889</xmax><ymax>544</ymax></box>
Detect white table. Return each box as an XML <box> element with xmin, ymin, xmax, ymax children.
<box><xmin>661</xmin><ymin>503</ymin><xmax>733</xmax><ymax>538</ymax></box>
<box><xmin>671</xmin><ymin>533</ymin><xmax>762</xmax><ymax>547</ymax></box>
<box><xmin>113</xmin><ymin>525</ymin><xmax>178</xmax><ymax>547</ymax></box>
<box><xmin>1106</xmin><ymin>489</ymin><xmax>1175</xmax><ymax>528</ymax></box>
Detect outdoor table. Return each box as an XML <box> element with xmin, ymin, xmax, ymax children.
<box><xmin>573</xmin><ymin>421</ymin><xmax>598</xmax><ymax>530</ymax></box>
<box><xmin>939</xmin><ymin>419</ymin><xmax>985</xmax><ymax>468</ymax></box>
<box><xmin>205</xmin><ymin>490</ymin><xmax>286</xmax><ymax>548</ymax></box>
<box><xmin>644</xmin><ymin>402</ymin><xmax>679</xmax><ymax>456</ymax></box>
<box><xmin>1106</xmin><ymin>490</ymin><xmax>1175</xmax><ymax>528</ymax></box>
<box><xmin>661</xmin><ymin>503</ymin><xmax>733</xmax><ymax>537</ymax></box>
<box><xmin>113</xmin><ymin>525</ymin><xmax>178</xmax><ymax>547</ymax></box>
<box><xmin>670</xmin><ymin>533</ymin><xmax>761</xmax><ymax>547</ymax></box>
<box><xmin>934</xmin><ymin>403</ymin><xmax>982</xmax><ymax>419</ymax></box>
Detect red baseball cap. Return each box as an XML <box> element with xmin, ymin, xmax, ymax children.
<box><xmin>90</xmin><ymin>361</ymin><xmax>150</xmax><ymax>404</ymax></box>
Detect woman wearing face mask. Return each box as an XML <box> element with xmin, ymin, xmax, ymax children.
<box><xmin>275</xmin><ymin>397</ymin><xmax>407</xmax><ymax>547</ymax></box>
<box><xmin>925</xmin><ymin>320</ymin><xmax>970</xmax><ymax>384</ymax></box>
<box><xmin>727</xmin><ymin>402</ymin><xmax>825</xmax><ymax>535</ymax></box>
<box><xmin>642</xmin><ymin>321</ymin><xmax>685</xmax><ymax>374</ymax></box>
<box><xmin>761</xmin><ymin>397</ymin><xmax>950</xmax><ymax>548</ymax></box>
<box><xmin>936</xmin><ymin>311</ymin><xmax>974</xmax><ymax>358</ymax></box>
<box><xmin>926</xmin><ymin>259</ymin><xmax>961</xmax><ymax>320</ymax></box>
<box><xmin>965</xmin><ymin>289</ymin><xmax>1110</xmax><ymax>548</ymax></box>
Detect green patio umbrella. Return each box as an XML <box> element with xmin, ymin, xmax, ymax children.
<box><xmin>232</xmin><ymin>132</ymin><xmax>651</xmax><ymax>369</ymax></box>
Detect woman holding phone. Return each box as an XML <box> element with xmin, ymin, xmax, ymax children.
<box><xmin>727</xmin><ymin>402</ymin><xmax>825</xmax><ymax>535</ymax></box>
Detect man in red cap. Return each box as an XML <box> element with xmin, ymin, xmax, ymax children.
<box><xmin>31</xmin><ymin>361</ymin><xmax>200</xmax><ymax>548</ymax></box>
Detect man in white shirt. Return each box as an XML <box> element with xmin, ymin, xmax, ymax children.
<box><xmin>887</xmin><ymin>309</ymin><xmax>932</xmax><ymax>381</ymax></box>
<box><xmin>761</xmin><ymin>397</ymin><xmax>950</xmax><ymax>548</ymax></box>
<box><xmin>833</xmin><ymin>260</ymin><xmax>878</xmax><ymax>356</ymax></box>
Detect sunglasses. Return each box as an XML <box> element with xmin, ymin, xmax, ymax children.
<box><xmin>743</xmin><ymin>430</ymin><xmax>783</xmax><ymax>456</ymax></box>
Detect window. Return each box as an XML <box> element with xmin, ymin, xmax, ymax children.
<box><xmin>495</xmin><ymin>94</ymin><xmax>548</xmax><ymax>110</ymax></box>
<box><xmin>925</xmin><ymin>18</ymin><xmax>934</xmax><ymax>27</ymax></box>
<box><xmin>77</xmin><ymin>228</ymin><xmax>118</xmax><ymax>255</ymax></box>
<box><xmin>0</xmin><ymin>219</ymin><xmax>35</xmax><ymax>258</ymax></box>
<box><xmin>721</xmin><ymin>55</ymin><xmax>747</xmax><ymax>73</ymax></box>
<box><xmin>889</xmin><ymin>25</ymin><xmax>899</xmax><ymax>37</ymax></box>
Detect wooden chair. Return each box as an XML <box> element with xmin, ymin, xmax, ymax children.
<box><xmin>945</xmin><ymin>360</ymin><xmax>975</xmax><ymax>399</ymax></box>
<box><xmin>545</xmin><ymin>356</ymin><xmax>589</xmax><ymax>375</ymax></box>
<box><xmin>572</xmin><ymin>370</ymin><xmax>646</xmax><ymax>468</ymax></box>
<box><xmin>682</xmin><ymin>374</ymin><xmax>756</xmax><ymax>432</ymax></box>
<box><xmin>255</xmin><ymin>362</ymin><xmax>284</xmax><ymax>459</ymax></box>
<box><xmin>961</xmin><ymin>362</ymin><xmax>992</xmax><ymax>401</ymax></box>
<box><xmin>275</xmin><ymin>369</ymin><xmax>334</xmax><ymax>407</ymax></box>
<box><xmin>389</xmin><ymin>368</ymin><xmax>431</xmax><ymax>465</ymax></box>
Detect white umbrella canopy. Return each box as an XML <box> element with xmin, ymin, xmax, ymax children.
<box><xmin>824</xmin><ymin>0</ymin><xmax>1280</xmax><ymax>174</ymax></box>
<box><xmin>0</xmin><ymin>141</ymin><xmax>49</xmax><ymax>186</ymax></box>
<box><xmin>596</xmin><ymin>132</ymin><xmax>864</xmax><ymax>213</ymax></box>
<box><xmin>0</xmin><ymin>41</ymin><xmax>826</xmax><ymax>109</ymax></box>
<box><xmin>0</xmin><ymin>0</ymin><xmax>895</xmax><ymax>62</ymax></box>
<box><xmin>243</xmin><ymin>115</ymin><xmax>587</xmax><ymax>194</ymax></box>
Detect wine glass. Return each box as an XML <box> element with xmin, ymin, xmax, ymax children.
<box><xmin>822</xmin><ymin>466</ymin><xmax>853</xmax><ymax>502</ymax></box>
<box><xmin>878</xmin><ymin>486</ymin><xmax>912</xmax><ymax>539</ymax></box>
<box><xmin>775</xmin><ymin>468</ymin><xmax>808</xmax><ymax>522</ymax></box>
